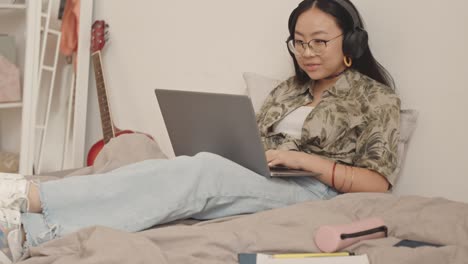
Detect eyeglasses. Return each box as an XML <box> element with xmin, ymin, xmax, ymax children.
<box><xmin>286</xmin><ymin>34</ymin><xmax>343</xmax><ymax>56</ymax></box>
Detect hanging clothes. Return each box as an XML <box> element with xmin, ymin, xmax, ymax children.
<box><xmin>59</xmin><ymin>0</ymin><xmax>80</xmax><ymax>70</ymax></box>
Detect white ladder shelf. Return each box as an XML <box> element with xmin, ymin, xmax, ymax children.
<box><xmin>33</xmin><ymin>0</ymin><xmax>62</xmax><ymax>174</ymax></box>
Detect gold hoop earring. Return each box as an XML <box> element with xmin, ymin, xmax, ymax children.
<box><xmin>344</xmin><ymin>56</ymin><xmax>353</xmax><ymax>67</ymax></box>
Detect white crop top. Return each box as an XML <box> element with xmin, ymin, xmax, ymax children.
<box><xmin>272</xmin><ymin>106</ymin><xmax>314</xmax><ymax>139</ymax></box>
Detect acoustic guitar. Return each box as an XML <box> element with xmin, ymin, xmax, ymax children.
<box><xmin>87</xmin><ymin>20</ymin><xmax>152</xmax><ymax>166</ymax></box>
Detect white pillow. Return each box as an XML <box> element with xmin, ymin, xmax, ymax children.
<box><xmin>243</xmin><ymin>72</ymin><xmax>282</xmax><ymax>113</ymax></box>
<box><xmin>242</xmin><ymin>72</ymin><xmax>418</xmax><ymax>185</ymax></box>
<box><xmin>391</xmin><ymin>109</ymin><xmax>418</xmax><ymax>184</ymax></box>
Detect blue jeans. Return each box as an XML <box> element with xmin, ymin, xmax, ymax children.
<box><xmin>21</xmin><ymin>152</ymin><xmax>338</xmax><ymax>247</ymax></box>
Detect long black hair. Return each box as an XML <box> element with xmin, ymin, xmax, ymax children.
<box><xmin>288</xmin><ymin>0</ymin><xmax>395</xmax><ymax>89</ymax></box>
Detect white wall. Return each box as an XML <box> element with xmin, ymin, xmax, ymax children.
<box><xmin>88</xmin><ymin>0</ymin><xmax>468</xmax><ymax>202</ymax></box>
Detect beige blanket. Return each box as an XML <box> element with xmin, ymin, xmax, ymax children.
<box><xmin>20</xmin><ymin>134</ymin><xmax>468</xmax><ymax>264</ymax></box>
<box><xmin>18</xmin><ymin>193</ymin><xmax>468</xmax><ymax>264</ymax></box>
<box><xmin>32</xmin><ymin>133</ymin><xmax>167</xmax><ymax>181</ymax></box>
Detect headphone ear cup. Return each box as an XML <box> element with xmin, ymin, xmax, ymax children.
<box><xmin>342</xmin><ymin>28</ymin><xmax>369</xmax><ymax>59</ymax></box>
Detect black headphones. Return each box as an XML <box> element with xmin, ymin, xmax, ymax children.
<box><xmin>333</xmin><ymin>0</ymin><xmax>368</xmax><ymax>59</ymax></box>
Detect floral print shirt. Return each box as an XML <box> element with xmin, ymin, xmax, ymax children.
<box><xmin>256</xmin><ymin>70</ymin><xmax>400</xmax><ymax>185</ymax></box>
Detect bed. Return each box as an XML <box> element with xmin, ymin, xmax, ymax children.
<box><xmin>17</xmin><ymin>75</ymin><xmax>467</xmax><ymax>264</ymax></box>
<box><xmin>18</xmin><ymin>133</ymin><xmax>468</xmax><ymax>264</ymax></box>
<box><xmin>18</xmin><ymin>192</ymin><xmax>468</xmax><ymax>264</ymax></box>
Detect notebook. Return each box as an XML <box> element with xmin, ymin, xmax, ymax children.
<box><xmin>155</xmin><ymin>89</ymin><xmax>321</xmax><ymax>178</ymax></box>
<box><xmin>238</xmin><ymin>253</ymin><xmax>370</xmax><ymax>264</ymax></box>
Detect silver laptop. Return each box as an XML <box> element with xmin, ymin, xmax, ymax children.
<box><xmin>155</xmin><ymin>89</ymin><xmax>320</xmax><ymax>178</ymax></box>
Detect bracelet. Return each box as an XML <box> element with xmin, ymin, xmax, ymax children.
<box><xmin>348</xmin><ymin>167</ymin><xmax>355</xmax><ymax>192</ymax></box>
<box><xmin>337</xmin><ymin>165</ymin><xmax>347</xmax><ymax>192</ymax></box>
<box><xmin>331</xmin><ymin>162</ymin><xmax>337</xmax><ymax>189</ymax></box>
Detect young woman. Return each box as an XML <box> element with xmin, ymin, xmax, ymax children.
<box><xmin>0</xmin><ymin>0</ymin><xmax>399</xmax><ymax>262</ymax></box>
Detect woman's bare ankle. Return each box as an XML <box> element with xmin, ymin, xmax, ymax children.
<box><xmin>27</xmin><ymin>184</ymin><xmax>42</xmax><ymax>213</ymax></box>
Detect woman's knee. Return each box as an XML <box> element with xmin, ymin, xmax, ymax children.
<box><xmin>192</xmin><ymin>152</ymin><xmax>232</xmax><ymax>169</ymax></box>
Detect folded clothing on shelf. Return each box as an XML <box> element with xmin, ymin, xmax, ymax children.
<box><xmin>0</xmin><ymin>35</ymin><xmax>16</xmax><ymax>65</ymax></box>
<box><xmin>0</xmin><ymin>151</ymin><xmax>19</xmax><ymax>173</ymax></box>
<box><xmin>0</xmin><ymin>1</ymin><xmax>18</xmax><ymax>5</ymax></box>
<box><xmin>0</xmin><ymin>54</ymin><xmax>21</xmax><ymax>103</ymax></box>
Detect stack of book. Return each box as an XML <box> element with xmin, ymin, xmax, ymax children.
<box><xmin>238</xmin><ymin>252</ymin><xmax>369</xmax><ymax>264</ymax></box>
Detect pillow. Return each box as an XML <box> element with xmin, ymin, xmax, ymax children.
<box><xmin>242</xmin><ymin>72</ymin><xmax>418</xmax><ymax>186</ymax></box>
<box><xmin>242</xmin><ymin>72</ymin><xmax>282</xmax><ymax>113</ymax></box>
<box><xmin>389</xmin><ymin>109</ymin><xmax>418</xmax><ymax>185</ymax></box>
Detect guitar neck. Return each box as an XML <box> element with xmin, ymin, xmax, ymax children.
<box><xmin>91</xmin><ymin>51</ymin><xmax>115</xmax><ymax>144</ymax></box>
